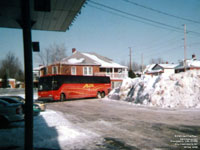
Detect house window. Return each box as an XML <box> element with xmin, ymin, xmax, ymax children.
<box><xmin>83</xmin><ymin>67</ymin><xmax>93</xmax><ymax>76</ymax></box>
<box><xmin>106</xmin><ymin>68</ymin><xmax>112</xmax><ymax>73</ymax></box>
<box><xmin>71</xmin><ymin>66</ymin><xmax>76</xmax><ymax>75</ymax></box>
<box><xmin>44</xmin><ymin>67</ymin><xmax>48</xmax><ymax>75</ymax></box>
<box><xmin>52</xmin><ymin>66</ymin><xmax>58</xmax><ymax>74</ymax></box>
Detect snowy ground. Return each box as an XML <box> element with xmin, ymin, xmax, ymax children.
<box><xmin>0</xmin><ymin>109</ymin><xmax>101</xmax><ymax>150</ymax></box>
<box><xmin>108</xmin><ymin>70</ymin><xmax>200</xmax><ymax>109</ymax></box>
<box><xmin>0</xmin><ymin>97</ymin><xmax>200</xmax><ymax>150</ymax></box>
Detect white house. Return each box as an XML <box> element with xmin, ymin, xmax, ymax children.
<box><xmin>144</xmin><ymin>63</ymin><xmax>178</xmax><ymax>76</ymax></box>
<box><xmin>175</xmin><ymin>54</ymin><xmax>200</xmax><ymax>73</ymax></box>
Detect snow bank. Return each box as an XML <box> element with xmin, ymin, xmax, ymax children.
<box><xmin>108</xmin><ymin>70</ymin><xmax>200</xmax><ymax>109</ymax></box>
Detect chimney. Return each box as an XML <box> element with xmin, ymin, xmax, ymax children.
<box><xmin>72</xmin><ymin>48</ymin><xmax>76</xmax><ymax>54</ymax></box>
<box><xmin>192</xmin><ymin>54</ymin><xmax>196</xmax><ymax>60</ymax></box>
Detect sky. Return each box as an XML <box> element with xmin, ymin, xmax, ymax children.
<box><xmin>0</xmin><ymin>0</ymin><xmax>200</xmax><ymax>69</ymax></box>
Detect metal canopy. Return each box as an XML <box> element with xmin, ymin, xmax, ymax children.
<box><xmin>0</xmin><ymin>1</ymin><xmax>86</xmax><ymax>149</ymax></box>
<box><xmin>0</xmin><ymin>0</ymin><xmax>85</xmax><ymax>31</ymax></box>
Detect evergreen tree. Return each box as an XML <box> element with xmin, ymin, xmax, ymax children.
<box><xmin>2</xmin><ymin>73</ymin><xmax>9</xmax><ymax>88</ymax></box>
<box><xmin>128</xmin><ymin>70</ymin><xmax>136</xmax><ymax>78</ymax></box>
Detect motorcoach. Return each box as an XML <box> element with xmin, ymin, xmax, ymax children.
<box><xmin>38</xmin><ymin>75</ymin><xmax>111</xmax><ymax>101</ymax></box>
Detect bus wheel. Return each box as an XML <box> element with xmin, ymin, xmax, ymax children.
<box><xmin>101</xmin><ymin>91</ymin><xmax>105</xmax><ymax>98</ymax></box>
<box><xmin>97</xmin><ymin>92</ymin><xmax>101</xmax><ymax>99</ymax></box>
<box><xmin>60</xmin><ymin>93</ymin><xmax>66</xmax><ymax>101</ymax></box>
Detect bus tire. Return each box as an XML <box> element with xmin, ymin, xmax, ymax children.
<box><xmin>97</xmin><ymin>92</ymin><xmax>101</xmax><ymax>99</ymax></box>
<box><xmin>101</xmin><ymin>91</ymin><xmax>105</xmax><ymax>98</ymax></box>
<box><xmin>60</xmin><ymin>93</ymin><xmax>66</xmax><ymax>101</ymax></box>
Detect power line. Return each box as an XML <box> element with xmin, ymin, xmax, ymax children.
<box><xmin>142</xmin><ymin>36</ymin><xmax>182</xmax><ymax>51</ymax></box>
<box><xmin>88</xmin><ymin>3</ymin><xmax>185</xmax><ymax>52</ymax></box>
<box><xmin>88</xmin><ymin>0</ymin><xmax>200</xmax><ymax>36</ymax></box>
<box><xmin>147</xmin><ymin>45</ymin><xmax>183</xmax><ymax>57</ymax></box>
<box><xmin>122</xmin><ymin>0</ymin><xmax>200</xmax><ymax>24</ymax></box>
<box><xmin>87</xmin><ymin>4</ymin><xmax>182</xmax><ymax>33</ymax></box>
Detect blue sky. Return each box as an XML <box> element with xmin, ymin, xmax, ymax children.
<box><xmin>0</xmin><ymin>0</ymin><xmax>200</xmax><ymax>68</ymax></box>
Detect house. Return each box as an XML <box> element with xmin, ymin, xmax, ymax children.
<box><xmin>33</xmin><ymin>65</ymin><xmax>44</xmax><ymax>88</ymax></box>
<box><xmin>144</xmin><ymin>63</ymin><xmax>178</xmax><ymax>76</ymax></box>
<box><xmin>39</xmin><ymin>48</ymin><xmax>128</xmax><ymax>89</ymax></box>
<box><xmin>175</xmin><ymin>54</ymin><xmax>200</xmax><ymax>73</ymax></box>
<box><xmin>0</xmin><ymin>78</ymin><xmax>16</xmax><ymax>88</ymax></box>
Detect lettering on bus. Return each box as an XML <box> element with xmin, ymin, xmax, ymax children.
<box><xmin>83</xmin><ymin>84</ymin><xmax>94</xmax><ymax>88</ymax></box>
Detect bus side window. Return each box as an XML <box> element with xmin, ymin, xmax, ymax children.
<box><xmin>39</xmin><ymin>85</ymin><xmax>43</xmax><ymax>90</ymax></box>
<box><xmin>52</xmin><ymin>81</ymin><xmax>58</xmax><ymax>89</ymax></box>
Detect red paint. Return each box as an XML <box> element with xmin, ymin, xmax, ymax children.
<box><xmin>38</xmin><ymin>75</ymin><xmax>111</xmax><ymax>100</ymax></box>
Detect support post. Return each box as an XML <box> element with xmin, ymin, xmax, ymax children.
<box><xmin>184</xmin><ymin>24</ymin><xmax>187</xmax><ymax>72</ymax></box>
<box><xmin>21</xmin><ymin>0</ymin><xmax>33</xmax><ymax>149</ymax></box>
<box><xmin>129</xmin><ymin>47</ymin><xmax>132</xmax><ymax>71</ymax></box>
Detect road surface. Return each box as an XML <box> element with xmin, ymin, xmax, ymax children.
<box><xmin>46</xmin><ymin>98</ymin><xmax>200</xmax><ymax>150</ymax></box>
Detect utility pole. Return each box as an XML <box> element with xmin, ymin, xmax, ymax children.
<box><xmin>129</xmin><ymin>47</ymin><xmax>132</xmax><ymax>71</ymax></box>
<box><xmin>141</xmin><ymin>53</ymin><xmax>143</xmax><ymax>73</ymax></box>
<box><xmin>184</xmin><ymin>24</ymin><xmax>187</xmax><ymax>72</ymax></box>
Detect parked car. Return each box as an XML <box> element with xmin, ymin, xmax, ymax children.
<box><xmin>0</xmin><ymin>96</ymin><xmax>41</xmax><ymax>116</ymax></box>
<box><xmin>6</xmin><ymin>96</ymin><xmax>46</xmax><ymax>111</ymax></box>
<box><xmin>0</xmin><ymin>99</ymin><xmax>24</xmax><ymax>128</ymax></box>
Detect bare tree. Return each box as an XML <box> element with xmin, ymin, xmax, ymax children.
<box><xmin>36</xmin><ymin>43</ymin><xmax>67</xmax><ymax>66</ymax></box>
<box><xmin>120</xmin><ymin>60</ymin><xmax>145</xmax><ymax>72</ymax></box>
<box><xmin>149</xmin><ymin>58</ymin><xmax>165</xmax><ymax>64</ymax></box>
<box><xmin>120</xmin><ymin>60</ymin><xmax>127</xmax><ymax>67</ymax></box>
<box><xmin>132</xmin><ymin>62</ymin><xmax>140</xmax><ymax>72</ymax></box>
<box><xmin>0</xmin><ymin>52</ymin><xmax>24</xmax><ymax>81</ymax></box>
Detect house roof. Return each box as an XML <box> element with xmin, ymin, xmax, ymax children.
<box><xmin>158</xmin><ymin>64</ymin><xmax>178</xmax><ymax>69</ymax></box>
<box><xmin>33</xmin><ymin>65</ymin><xmax>45</xmax><ymax>71</ymax></box>
<box><xmin>82</xmin><ymin>52</ymin><xmax>127</xmax><ymax>68</ymax></box>
<box><xmin>144</xmin><ymin>63</ymin><xmax>178</xmax><ymax>74</ymax></box>
<box><xmin>143</xmin><ymin>64</ymin><xmax>156</xmax><ymax>73</ymax></box>
<box><xmin>60</xmin><ymin>51</ymin><xmax>100</xmax><ymax>66</ymax></box>
<box><xmin>187</xmin><ymin>59</ymin><xmax>200</xmax><ymax>67</ymax></box>
<box><xmin>175</xmin><ymin>59</ymin><xmax>200</xmax><ymax>69</ymax></box>
<box><xmin>60</xmin><ymin>51</ymin><xmax>128</xmax><ymax>68</ymax></box>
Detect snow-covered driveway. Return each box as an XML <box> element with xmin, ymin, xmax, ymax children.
<box><xmin>0</xmin><ymin>98</ymin><xmax>200</xmax><ymax>150</ymax></box>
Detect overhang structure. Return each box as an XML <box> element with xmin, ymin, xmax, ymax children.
<box><xmin>0</xmin><ymin>0</ymin><xmax>85</xmax><ymax>31</ymax></box>
<box><xmin>0</xmin><ymin>0</ymin><xmax>86</xmax><ymax>149</ymax></box>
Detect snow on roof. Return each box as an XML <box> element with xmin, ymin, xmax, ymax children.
<box><xmin>143</xmin><ymin>64</ymin><xmax>156</xmax><ymax>73</ymax></box>
<box><xmin>67</xmin><ymin>58</ymin><xmax>85</xmax><ymax>64</ymax></box>
<box><xmin>159</xmin><ymin>64</ymin><xmax>178</xmax><ymax>69</ymax></box>
<box><xmin>60</xmin><ymin>51</ymin><xmax>100</xmax><ymax>66</ymax></box>
<box><xmin>175</xmin><ymin>59</ymin><xmax>200</xmax><ymax>70</ymax></box>
<box><xmin>82</xmin><ymin>53</ymin><xmax>127</xmax><ymax>68</ymax></box>
<box><xmin>147</xmin><ymin>69</ymin><xmax>163</xmax><ymax>74</ymax></box>
<box><xmin>34</xmin><ymin>65</ymin><xmax>45</xmax><ymax>71</ymax></box>
<box><xmin>0</xmin><ymin>78</ymin><xmax>16</xmax><ymax>82</ymax></box>
<box><xmin>144</xmin><ymin>64</ymin><xmax>178</xmax><ymax>74</ymax></box>
<box><xmin>187</xmin><ymin>59</ymin><xmax>200</xmax><ymax>67</ymax></box>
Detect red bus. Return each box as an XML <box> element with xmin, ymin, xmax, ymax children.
<box><xmin>38</xmin><ymin>75</ymin><xmax>111</xmax><ymax>101</ymax></box>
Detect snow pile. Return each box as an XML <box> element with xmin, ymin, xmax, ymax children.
<box><xmin>108</xmin><ymin>70</ymin><xmax>200</xmax><ymax>108</ymax></box>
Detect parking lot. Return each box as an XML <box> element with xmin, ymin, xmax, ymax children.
<box><xmin>0</xmin><ymin>97</ymin><xmax>200</xmax><ymax>150</ymax></box>
<box><xmin>46</xmin><ymin>98</ymin><xmax>200</xmax><ymax>150</ymax></box>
